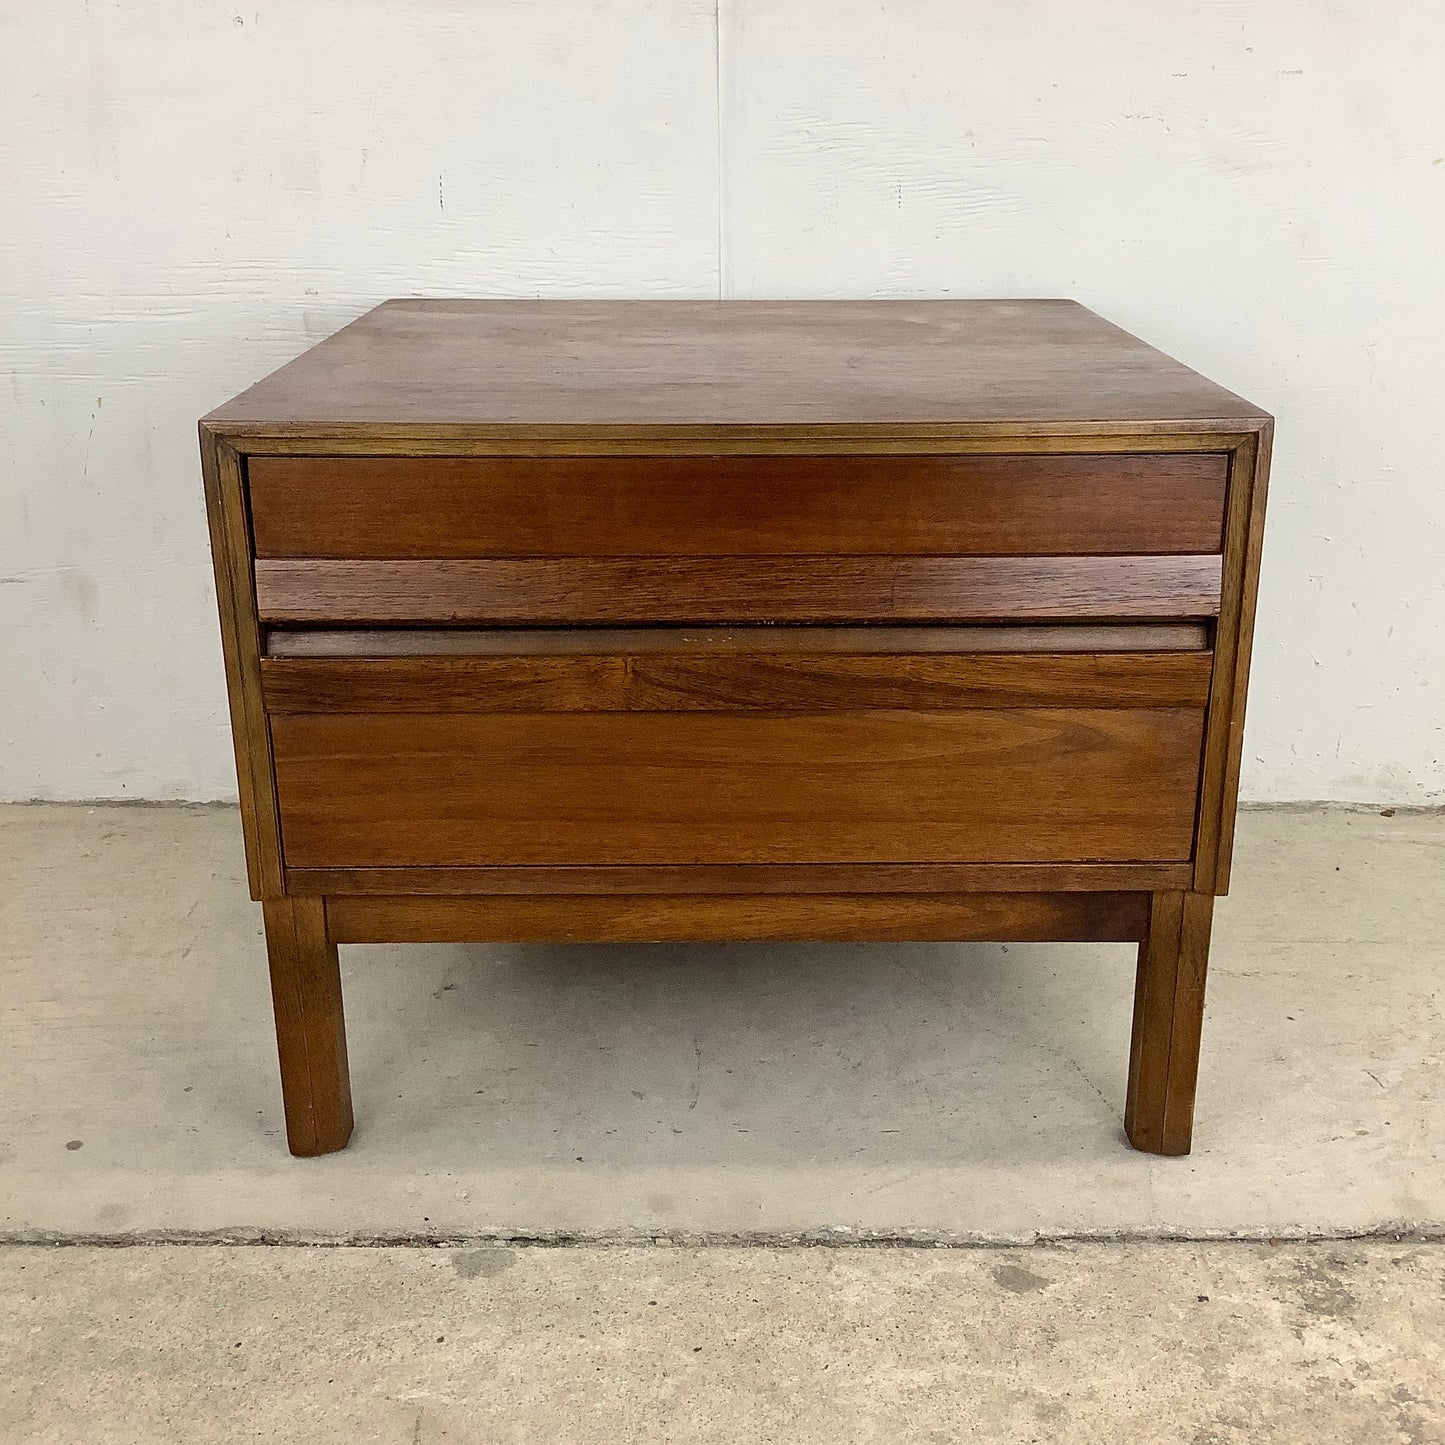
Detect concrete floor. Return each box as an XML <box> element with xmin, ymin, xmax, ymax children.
<box><xmin>1</xmin><ymin>804</ymin><xmax>1441</xmax><ymax>1242</ymax></box>
<box><xmin>3</xmin><ymin>803</ymin><xmax>1443</xmax><ymax>1440</ymax></box>
<box><xmin>2</xmin><ymin>1240</ymin><xmax>1442</xmax><ymax>1442</ymax></box>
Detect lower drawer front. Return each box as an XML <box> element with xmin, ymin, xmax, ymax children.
<box><xmin>272</xmin><ymin>707</ymin><xmax>1204</xmax><ymax>868</ymax></box>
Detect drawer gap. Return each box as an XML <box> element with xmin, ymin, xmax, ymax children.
<box><xmin>266</xmin><ymin>622</ymin><xmax>1210</xmax><ymax>659</ymax></box>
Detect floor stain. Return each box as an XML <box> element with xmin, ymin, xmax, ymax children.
<box><xmin>993</xmin><ymin>1263</ymin><xmax>1051</xmax><ymax>1294</ymax></box>
<box><xmin>453</xmin><ymin>1249</ymin><xmax>516</xmax><ymax>1281</ymax></box>
<box><xmin>1294</xmin><ymin>1255</ymin><xmax>1359</xmax><ymax>1319</ymax></box>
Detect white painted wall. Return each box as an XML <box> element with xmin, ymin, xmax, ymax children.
<box><xmin>4</xmin><ymin>1</ymin><xmax>1442</xmax><ymax>802</ymax></box>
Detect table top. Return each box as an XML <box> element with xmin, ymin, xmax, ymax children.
<box><xmin>205</xmin><ymin>298</ymin><xmax>1269</xmax><ymax>435</ymax></box>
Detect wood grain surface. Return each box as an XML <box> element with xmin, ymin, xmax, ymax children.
<box><xmin>1195</xmin><ymin>425</ymin><xmax>1273</xmax><ymax>893</ymax></box>
<box><xmin>260</xmin><ymin>896</ymin><xmax>353</xmax><ymax>1157</ymax></box>
<box><xmin>260</xmin><ymin>649</ymin><xmax>1213</xmax><ymax>714</ymax></box>
<box><xmin>254</xmin><ymin>554</ymin><xmax>1224</xmax><ymax>626</ymax></box>
<box><xmin>200</xmin><ymin>431</ymin><xmax>284</xmax><ymax>898</ymax></box>
<box><xmin>1125</xmin><ymin>889</ymin><xmax>1216</xmax><ymax>1155</ymax></box>
<box><xmin>206</xmin><ymin>299</ymin><xmax>1269</xmax><ymax>432</ymax></box>
<box><xmin>248</xmin><ymin>452</ymin><xmax>1227</xmax><ymax>558</ymax></box>
<box><xmin>324</xmin><ymin>890</ymin><xmax>1151</xmax><ymax>945</ymax></box>
<box><xmin>271</xmin><ymin>707</ymin><xmax>1206</xmax><ymax>868</ymax></box>
<box><xmin>287</xmin><ymin>861</ymin><xmax>1194</xmax><ymax>897</ymax></box>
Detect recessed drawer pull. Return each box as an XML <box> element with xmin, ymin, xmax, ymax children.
<box><xmin>266</xmin><ymin>623</ymin><xmax>1211</xmax><ymax>658</ymax></box>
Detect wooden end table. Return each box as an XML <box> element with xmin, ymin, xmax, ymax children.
<box><xmin>201</xmin><ymin>300</ymin><xmax>1271</xmax><ymax>1157</ymax></box>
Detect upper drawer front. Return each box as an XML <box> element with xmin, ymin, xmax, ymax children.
<box><xmin>248</xmin><ymin>453</ymin><xmax>1227</xmax><ymax>558</ymax></box>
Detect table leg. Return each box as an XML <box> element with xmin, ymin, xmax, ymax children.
<box><xmin>261</xmin><ymin>896</ymin><xmax>354</xmax><ymax>1156</ymax></box>
<box><xmin>1124</xmin><ymin>888</ymin><xmax>1215</xmax><ymax>1155</ymax></box>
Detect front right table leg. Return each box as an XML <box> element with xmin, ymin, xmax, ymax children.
<box><xmin>1125</xmin><ymin>889</ymin><xmax>1216</xmax><ymax>1156</ymax></box>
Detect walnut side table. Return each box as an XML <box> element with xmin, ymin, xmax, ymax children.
<box><xmin>201</xmin><ymin>300</ymin><xmax>1271</xmax><ymax>1158</ymax></box>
